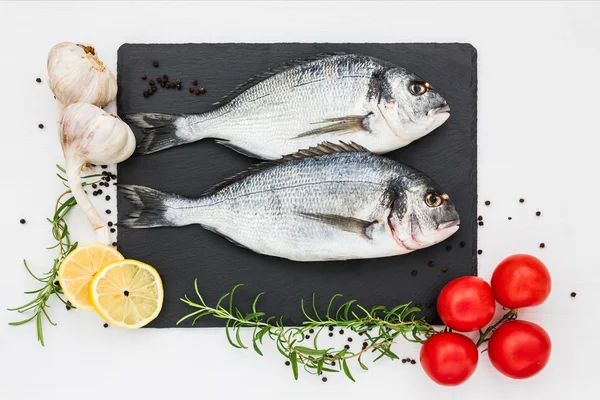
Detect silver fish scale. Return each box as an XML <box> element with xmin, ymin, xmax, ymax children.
<box><xmin>188</xmin><ymin>55</ymin><xmax>392</xmax><ymax>159</ymax></box>
<box><xmin>184</xmin><ymin>152</ymin><xmax>410</xmax><ymax>261</ymax></box>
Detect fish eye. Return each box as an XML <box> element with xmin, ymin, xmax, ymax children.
<box><xmin>425</xmin><ymin>193</ymin><xmax>443</xmax><ymax>207</ymax></box>
<box><xmin>408</xmin><ymin>82</ymin><xmax>428</xmax><ymax>96</ymax></box>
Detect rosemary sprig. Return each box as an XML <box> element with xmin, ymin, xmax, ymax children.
<box><xmin>8</xmin><ymin>165</ymin><xmax>102</xmax><ymax>346</ymax></box>
<box><xmin>178</xmin><ymin>280</ymin><xmax>439</xmax><ymax>381</ymax></box>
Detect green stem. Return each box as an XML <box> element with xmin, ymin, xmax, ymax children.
<box><xmin>476</xmin><ymin>309</ymin><xmax>518</xmax><ymax>347</ymax></box>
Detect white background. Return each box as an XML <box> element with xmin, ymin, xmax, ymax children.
<box><xmin>0</xmin><ymin>1</ymin><xmax>598</xmax><ymax>399</ymax></box>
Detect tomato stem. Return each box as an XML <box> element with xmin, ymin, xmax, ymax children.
<box><xmin>476</xmin><ymin>309</ymin><xmax>518</xmax><ymax>347</ymax></box>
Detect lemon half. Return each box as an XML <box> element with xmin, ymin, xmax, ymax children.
<box><xmin>89</xmin><ymin>259</ymin><xmax>164</xmax><ymax>329</ymax></box>
<box><xmin>57</xmin><ymin>243</ymin><xmax>124</xmax><ymax>310</ymax></box>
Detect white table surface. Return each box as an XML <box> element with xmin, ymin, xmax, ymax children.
<box><xmin>1</xmin><ymin>1</ymin><xmax>598</xmax><ymax>399</ymax></box>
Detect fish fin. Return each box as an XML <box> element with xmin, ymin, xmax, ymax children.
<box><xmin>202</xmin><ymin>141</ymin><xmax>369</xmax><ymax>196</ymax></box>
<box><xmin>213</xmin><ymin>53</ymin><xmax>346</xmax><ymax>106</ymax></box>
<box><xmin>123</xmin><ymin>113</ymin><xmax>189</xmax><ymax>155</ymax></box>
<box><xmin>119</xmin><ymin>185</ymin><xmax>190</xmax><ymax>228</ymax></box>
<box><xmin>281</xmin><ymin>141</ymin><xmax>370</xmax><ymax>161</ymax></box>
<box><xmin>294</xmin><ymin>114</ymin><xmax>371</xmax><ymax>138</ymax></box>
<box><xmin>297</xmin><ymin>212</ymin><xmax>377</xmax><ymax>239</ymax></box>
<box><xmin>214</xmin><ymin>139</ymin><xmax>264</xmax><ymax>159</ymax></box>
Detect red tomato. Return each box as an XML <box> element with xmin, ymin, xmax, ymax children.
<box><xmin>420</xmin><ymin>332</ymin><xmax>478</xmax><ymax>386</ymax></box>
<box><xmin>488</xmin><ymin>320</ymin><xmax>551</xmax><ymax>379</ymax></box>
<box><xmin>491</xmin><ymin>254</ymin><xmax>551</xmax><ymax>309</ymax></box>
<box><xmin>437</xmin><ymin>276</ymin><xmax>496</xmax><ymax>332</ymax></box>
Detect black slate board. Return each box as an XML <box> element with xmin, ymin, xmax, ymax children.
<box><xmin>116</xmin><ymin>43</ymin><xmax>477</xmax><ymax>327</ymax></box>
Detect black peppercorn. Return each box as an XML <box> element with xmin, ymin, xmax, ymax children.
<box><xmin>112</xmin><ymin>242</ymin><xmax>117</xmax><ymax>246</ymax></box>
<box><xmin>478</xmin><ymin>221</ymin><xmax>484</xmax><ymax>226</ymax></box>
<box><xmin>105</xmin><ymin>177</ymin><xmax>111</xmax><ymax>182</ymax></box>
<box><xmin>485</xmin><ymin>200</ymin><xmax>490</xmax><ymax>206</ymax></box>
<box><xmin>157</xmin><ymin>77</ymin><xmax>163</xmax><ymax>83</ymax></box>
<box><xmin>106</xmin><ymin>209</ymin><xmax>111</xmax><ymax>214</ymax></box>
<box><xmin>460</xmin><ymin>241</ymin><xmax>466</xmax><ymax>247</ymax></box>
<box><xmin>539</xmin><ymin>243</ymin><xmax>545</xmax><ymax>248</ymax></box>
<box><xmin>363</xmin><ymin>342</ymin><xmax>368</xmax><ymax>347</ymax></box>
<box><xmin>92</xmin><ymin>183</ymin><xmax>97</xmax><ymax>189</ymax></box>
<box><xmin>344</xmin><ymin>345</ymin><xmax>350</xmax><ymax>349</ymax></box>
<box><xmin>441</xmin><ymin>267</ymin><xmax>448</xmax><ymax>272</ymax></box>
<box><xmin>519</xmin><ymin>198</ymin><xmax>525</xmax><ymax>203</ymax></box>
<box><xmin>103</xmin><ymin>323</ymin><xmax>109</xmax><ymax>328</ymax></box>
<box><xmin>571</xmin><ymin>292</ymin><xmax>577</xmax><ymax>297</ymax></box>
<box><xmin>199</xmin><ymin>86</ymin><xmax>206</xmax><ymax>94</ymax></box>
<box><xmin>328</xmin><ymin>326</ymin><xmax>334</xmax><ymax>331</ymax></box>
<box><xmin>339</xmin><ymin>329</ymin><xmax>344</xmax><ymax>334</ymax></box>
<box><xmin>93</xmin><ymin>191</ymin><xmax>98</xmax><ymax>196</ymax></box>
<box><xmin>478</xmin><ymin>249</ymin><xmax>483</xmax><ymax>255</ymax></box>
<box><xmin>163</xmin><ymin>74</ymin><xmax>168</xmax><ymax>81</ymax></box>
<box><xmin>446</xmin><ymin>245</ymin><xmax>452</xmax><ymax>251</ymax></box>
<box><xmin>66</xmin><ymin>305</ymin><xmax>71</xmax><ymax>311</ymax></box>
<box><xmin>536</xmin><ymin>211</ymin><xmax>541</xmax><ymax>216</ymax></box>
<box><xmin>508</xmin><ymin>216</ymin><xmax>512</xmax><ymax>220</ymax></box>
<box><xmin>143</xmin><ymin>91</ymin><xmax>149</xmax><ymax>98</ymax></box>
<box><xmin>38</xmin><ymin>124</ymin><xmax>44</xmax><ymax>129</ymax></box>
<box><xmin>478</xmin><ymin>216</ymin><xmax>483</xmax><ymax>221</ymax></box>
<box><xmin>106</xmin><ymin>195</ymin><xmax>111</xmax><ymax>201</ymax></box>
<box><xmin>328</xmin><ymin>332</ymin><xmax>333</xmax><ymax>337</ymax></box>
<box><xmin>108</xmin><ymin>221</ymin><xmax>113</xmax><ymax>227</ymax></box>
<box><xmin>402</xmin><ymin>359</ymin><xmax>407</xmax><ymax>363</ymax></box>
<box><xmin>348</xmin><ymin>337</ymin><xmax>353</xmax><ymax>342</ymax></box>
<box><xmin>141</xmin><ymin>74</ymin><xmax>146</xmax><ymax>80</ymax></box>
<box><xmin>410</xmin><ymin>360</ymin><xmax>416</xmax><ymax>365</ymax></box>
<box><xmin>152</xmin><ymin>61</ymin><xmax>159</xmax><ymax>68</ymax></box>
<box><xmin>305</xmin><ymin>335</ymin><xmax>310</xmax><ymax>339</ymax></box>
<box><xmin>189</xmin><ymin>87</ymin><xmax>194</xmax><ymax>93</ymax></box>
<box><xmin>285</xmin><ymin>361</ymin><xmax>290</xmax><ymax>366</ymax></box>
<box><xmin>148</xmin><ymin>80</ymin><xmax>155</xmax><ymax>86</ymax></box>
<box><xmin>309</xmin><ymin>329</ymin><xmax>314</xmax><ymax>334</ymax></box>
<box><xmin>195</xmin><ymin>89</ymin><xmax>201</xmax><ymax>95</ymax></box>
<box><xmin>20</xmin><ymin>218</ymin><xmax>26</xmax><ymax>224</ymax></box>
<box><xmin>411</xmin><ymin>270</ymin><xmax>418</xmax><ymax>276</ymax></box>
<box><xmin>175</xmin><ymin>79</ymin><xmax>181</xmax><ymax>85</ymax></box>
<box><xmin>151</xmin><ymin>86</ymin><xmax>157</xmax><ymax>92</ymax></box>
<box><xmin>54</xmin><ymin>281</ymin><xmax>59</xmax><ymax>286</ymax></box>
<box><xmin>331</xmin><ymin>361</ymin><xmax>335</xmax><ymax>366</ymax></box>
<box><xmin>110</xmin><ymin>228</ymin><xmax>116</xmax><ymax>233</ymax></box>
<box><xmin>97</xmin><ymin>189</ymin><xmax>103</xmax><ymax>195</ymax></box>
<box><xmin>322</xmin><ymin>377</ymin><xmax>327</xmax><ymax>383</ymax></box>
<box><xmin>192</xmin><ymin>79</ymin><xmax>198</xmax><ymax>86</ymax></box>
<box><xmin>36</xmin><ymin>78</ymin><xmax>42</xmax><ymax>83</ymax></box>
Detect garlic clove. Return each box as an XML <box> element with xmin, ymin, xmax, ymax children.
<box><xmin>48</xmin><ymin>42</ymin><xmax>117</xmax><ymax>108</ymax></box>
<box><xmin>60</xmin><ymin>103</ymin><xmax>136</xmax><ymax>244</ymax></box>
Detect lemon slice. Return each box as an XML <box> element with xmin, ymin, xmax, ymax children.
<box><xmin>57</xmin><ymin>243</ymin><xmax>124</xmax><ymax>310</ymax></box>
<box><xmin>89</xmin><ymin>260</ymin><xmax>164</xmax><ymax>329</ymax></box>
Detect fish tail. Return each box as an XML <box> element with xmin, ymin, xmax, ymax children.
<box><xmin>119</xmin><ymin>185</ymin><xmax>198</xmax><ymax>228</ymax></box>
<box><xmin>123</xmin><ymin>113</ymin><xmax>197</xmax><ymax>155</ymax></box>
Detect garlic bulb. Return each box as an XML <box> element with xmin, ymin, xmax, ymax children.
<box><xmin>48</xmin><ymin>42</ymin><xmax>117</xmax><ymax>109</ymax></box>
<box><xmin>60</xmin><ymin>103</ymin><xmax>136</xmax><ymax>243</ymax></box>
